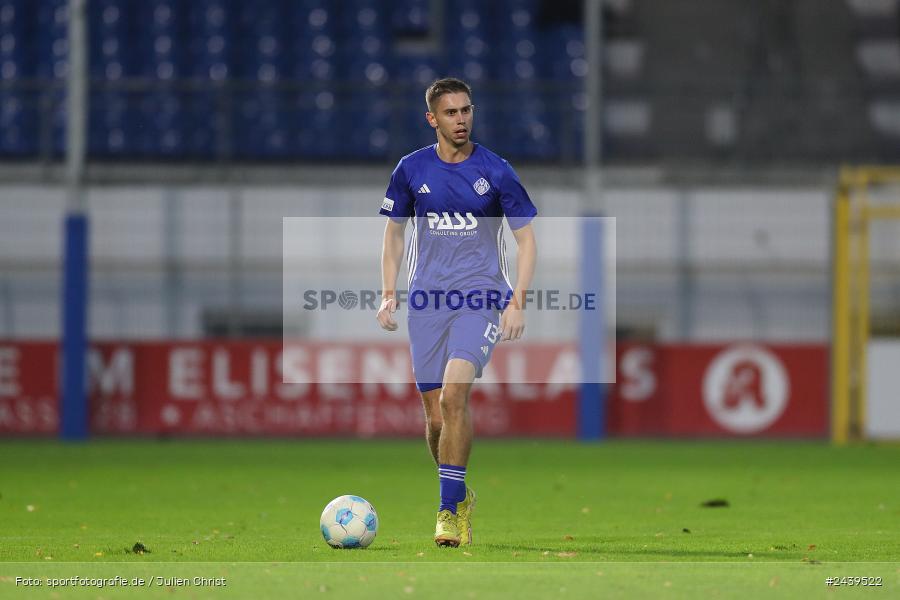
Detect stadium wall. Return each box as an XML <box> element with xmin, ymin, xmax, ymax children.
<box><xmin>0</xmin><ymin>182</ymin><xmax>831</xmax><ymax>341</ymax></box>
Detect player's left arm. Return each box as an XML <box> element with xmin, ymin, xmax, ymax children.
<box><xmin>499</xmin><ymin>223</ymin><xmax>536</xmax><ymax>341</ymax></box>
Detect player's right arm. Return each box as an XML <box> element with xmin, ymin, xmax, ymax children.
<box><xmin>378</xmin><ymin>158</ymin><xmax>415</xmax><ymax>332</ymax></box>
<box><xmin>377</xmin><ymin>218</ymin><xmax>406</xmax><ymax>331</ymax></box>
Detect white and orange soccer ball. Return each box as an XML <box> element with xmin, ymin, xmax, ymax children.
<box><xmin>319</xmin><ymin>495</ymin><xmax>378</xmax><ymax>549</ymax></box>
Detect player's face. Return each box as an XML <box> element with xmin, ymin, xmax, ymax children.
<box><xmin>426</xmin><ymin>92</ymin><xmax>474</xmax><ymax>148</ymax></box>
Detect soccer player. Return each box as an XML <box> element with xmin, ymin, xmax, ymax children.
<box><xmin>376</xmin><ymin>78</ymin><xmax>537</xmax><ymax>547</ymax></box>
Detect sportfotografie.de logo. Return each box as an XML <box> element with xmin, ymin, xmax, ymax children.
<box><xmin>301</xmin><ymin>289</ymin><xmax>597</xmax><ymax>312</ymax></box>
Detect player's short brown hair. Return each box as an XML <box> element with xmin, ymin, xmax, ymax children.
<box><xmin>425</xmin><ymin>78</ymin><xmax>472</xmax><ymax>112</ymax></box>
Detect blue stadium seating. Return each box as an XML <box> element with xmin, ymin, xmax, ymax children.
<box><xmin>235</xmin><ymin>88</ymin><xmax>292</xmax><ymax>159</ymax></box>
<box><xmin>491</xmin><ymin>0</ymin><xmax>539</xmax><ymax>83</ymax></box>
<box><xmin>393</xmin><ymin>55</ymin><xmax>437</xmax><ymax>88</ymax></box>
<box><xmin>32</xmin><ymin>0</ymin><xmax>67</xmax><ymax>155</ymax></box>
<box><xmin>134</xmin><ymin>90</ymin><xmax>186</xmax><ymax>158</ymax></box>
<box><xmin>6</xmin><ymin>0</ymin><xmax>584</xmax><ymax>161</ymax></box>
<box><xmin>132</xmin><ymin>2</ymin><xmax>187</xmax><ymax>157</ymax></box>
<box><xmin>88</xmin><ymin>89</ymin><xmax>133</xmax><ymax>157</ymax></box>
<box><xmin>185</xmin><ymin>91</ymin><xmax>218</xmax><ymax>158</ymax></box>
<box><xmin>295</xmin><ymin>89</ymin><xmax>340</xmax><ymax>159</ymax></box>
<box><xmin>137</xmin><ymin>1</ymin><xmax>186</xmax><ymax>80</ymax></box>
<box><xmin>469</xmin><ymin>91</ymin><xmax>505</xmax><ymax>155</ymax></box>
<box><xmin>290</xmin><ymin>2</ymin><xmax>336</xmax><ymax>84</ymax></box>
<box><xmin>187</xmin><ymin>0</ymin><xmax>234</xmax><ymax>81</ymax></box>
<box><xmin>338</xmin><ymin>0</ymin><xmax>387</xmax><ymax>36</ymax></box>
<box><xmin>0</xmin><ymin>1</ymin><xmax>36</xmax><ymax>156</ymax></box>
<box><xmin>235</xmin><ymin>0</ymin><xmax>288</xmax><ymax>81</ymax></box>
<box><xmin>0</xmin><ymin>90</ymin><xmax>37</xmax><ymax>156</ymax></box>
<box><xmin>48</xmin><ymin>89</ymin><xmax>67</xmax><ymax>156</ymax></box>
<box><xmin>35</xmin><ymin>0</ymin><xmax>67</xmax><ymax>79</ymax></box>
<box><xmin>445</xmin><ymin>0</ymin><xmax>490</xmax><ymax>43</ymax></box>
<box><xmin>86</xmin><ymin>0</ymin><xmax>138</xmax><ymax>155</ymax></box>
<box><xmin>231</xmin><ymin>1</ymin><xmax>292</xmax><ymax>158</ymax></box>
<box><xmin>0</xmin><ymin>0</ymin><xmax>28</xmax><ymax>79</ymax></box>
<box><xmin>543</xmin><ymin>25</ymin><xmax>586</xmax><ymax>80</ymax></box>
<box><xmin>341</xmin><ymin>91</ymin><xmax>391</xmax><ymax>159</ymax></box>
<box><xmin>88</xmin><ymin>0</ymin><xmax>134</xmax><ymax>78</ymax></box>
<box><xmin>392</xmin><ymin>0</ymin><xmax>429</xmax><ymax>35</ymax></box>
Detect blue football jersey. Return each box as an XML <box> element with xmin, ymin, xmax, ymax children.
<box><xmin>379</xmin><ymin>143</ymin><xmax>537</xmax><ymax>314</ymax></box>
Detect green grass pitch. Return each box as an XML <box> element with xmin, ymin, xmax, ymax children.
<box><xmin>1</xmin><ymin>439</ymin><xmax>898</xmax><ymax>598</ymax></box>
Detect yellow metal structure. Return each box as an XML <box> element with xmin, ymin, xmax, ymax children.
<box><xmin>832</xmin><ymin>166</ymin><xmax>900</xmax><ymax>444</ymax></box>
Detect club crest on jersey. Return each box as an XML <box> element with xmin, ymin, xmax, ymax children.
<box><xmin>473</xmin><ymin>177</ymin><xmax>490</xmax><ymax>196</ymax></box>
<box><xmin>426</xmin><ymin>211</ymin><xmax>478</xmax><ymax>231</ymax></box>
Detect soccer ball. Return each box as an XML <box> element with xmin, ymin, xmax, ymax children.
<box><xmin>319</xmin><ymin>495</ymin><xmax>378</xmax><ymax>549</ymax></box>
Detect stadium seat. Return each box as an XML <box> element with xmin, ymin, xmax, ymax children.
<box><xmin>443</xmin><ymin>23</ymin><xmax>492</xmax><ymax>82</ymax></box>
<box><xmin>486</xmin><ymin>1</ymin><xmax>540</xmax><ymax>84</ymax></box>
<box><xmin>290</xmin><ymin>2</ymin><xmax>336</xmax><ymax>81</ymax></box>
<box><xmin>460</xmin><ymin>59</ymin><xmax>489</xmax><ymax>83</ymax></box>
<box><xmin>392</xmin><ymin>96</ymin><xmax>435</xmax><ymax>154</ymax></box>
<box><xmin>339</xmin><ymin>0</ymin><xmax>388</xmax><ymax>36</ymax></box>
<box><xmin>337</xmin><ymin>1</ymin><xmax>389</xmax><ymax>77</ymax></box>
<box><xmin>180</xmin><ymin>1</ymin><xmax>237</xmax><ymax>158</ymax></box>
<box><xmin>472</xmin><ymin>92</ymin><xmax>509</xmax><ymax>155</ymax></box>
<box><xmin>291</xmin><ymin>0</ymin><xmax>333</xmax><ymax>40</ymax></box>
<box><xmin>234</xmin><ymin>88</ymin><xmax>290</xmax><ymax>159</ymax></box>
<box><xmin>137</xmin><ymin>1</ymin><xmax>186</xmax><ymax>80</ymax></box>
<box><xmin>186</xmin><ymin>0</ymin><xmax>234</xmax><ymax>81</ymax></box>
<box><xmin>0</xmin><ymin>91</ymin><xmax>37</xmax><ymax>156</ymax></box>
<box><xmin>494</xmin><ymin>0</ymin><xmax>536</xmax><ymax>45</ymax></box>
<box><xmin>47</xmin><ymin>90</ymin><xmax>66</xmax><ymax>156</ymax></box>
<box><xmin>129</xmin><ymin>2</ymin><xmax>188</xmax><ymax>158</ymax></box>
<box><xmin>0</xmin><ymin>0</ymin><xmax>27</xmax><ymax>79</ymax></box>
<box><xmin>542</xmin><ymin>25</ymin><xmax>585</xmax><ymax>81</ymax></box>
<box><xmin>341</xmin><ymin>91</ymin><xmax>391</xmax><ymax>159</ymax></box>
<box><xmin>85</xmin><ymin>1</ymin><xmax>139</xmax><ymax>156</ymax></box>
<box><xmin>184</xmin><ymin>91</ymin><xmax>219</xmax><ymax>158</ymax></box>
<box><xmin>88</xmin><ymin>89</ymin><xmax>139</xmax><ymax>157</ymax></box>
<box><xmin>505</xmin><ymin>93</ymin><xmax>557</xmax><ymax>160</ymax></box>
<box><xmin>35</xmin><ymin>0</ymin><xmax>68</xmax><ymax>80</ymax></box>
<box><xmin>392</xmin><ymin>0</ymin><xmax>429</xmax><ymax>35</ymax></box>
<box><xmin>293</xmin><ymin>56</ymin><xmax>336</xmax><ymax>82</ymax></box>
<box><xmin>344</xmin><ymin>58</ymin><xmax>389</xmax><ymax>87</ymax></box>
<box><xmin>338</xmin><ymin>0</ymin><xmax>389</xmax><ymax>92</ymax></box>
<box><xmin>295</xmin><ymin>89</ymin><xmax>340</xmax><ymax>158</ymax></box>
<box><xmin>393</xmin><ymin>55</ymin><xmax>438</xmax><ymax>88</ymax></box>
<box><xmin>445</xmin><ymin>0</ymin><xmax>490</xmax><ymax>42</ymax></box>
<box><xmin>234</xmin><ymin>0</ymin><xmax>288</xmax><ymax>82</ymax></box>
<box><xmin>134</xmin><ymin>90</ymin><xmax>185</xmax><ymax>157</ymax></box>
<box><xmin>561</xmin><ymin>90</ymin><xmax>586</xmax><ymax>159</ymax></box>
<box><xmin>87</xmin><ymin>0</ymin><xmax>134</xmax><ymax>79</ymax></box>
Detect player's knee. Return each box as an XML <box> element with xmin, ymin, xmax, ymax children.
<box><xmin>426</xmin><ymin>414</ymin><xmax>443</xmax><ymax>435</ymax></box>
<box><xmin>439</xmin><ymin>385</ymin><xmax>467</xmax><ymax>417</ymax></box>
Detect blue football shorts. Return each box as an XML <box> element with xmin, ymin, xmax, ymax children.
<box><xmin>408</xmin><ymin>309</ymin><xmax>500</xmax><ymax>393</ymax></box>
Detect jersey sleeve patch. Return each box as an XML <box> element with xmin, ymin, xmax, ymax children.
<box><xmin>381</xmin><ymin>197</ymin><xmax>395</xmax><ymax>212</ymax></box>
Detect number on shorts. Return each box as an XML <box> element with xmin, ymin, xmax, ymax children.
<box><xmin>483</xmin><ymin>322</ymin><xmax>500</xmax><ymax>344</ymax></box>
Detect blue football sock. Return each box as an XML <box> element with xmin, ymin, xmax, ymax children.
<box><xmin>438</xmin><ymin>464</ymin><xmax>467</xmax><ymax>514</ymax></box>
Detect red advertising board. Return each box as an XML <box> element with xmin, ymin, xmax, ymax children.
<box><xmin>666</xmin><ymin>343</ymin><xmax>827</xmax><ymax>436</ymax></box>
<box><xmin>0</xmin><ymin>343</ymin><xmax>58</xmax><ymax>434</ymax></box>
<box><xmin>609</xmin><ymin>343</ymin><xmax>828</xmax><ymax>437</ymax></box>
<box><xmin>140</xmin><ymin>342</ymin><xmax>577</xmax><ymax>437</ymax></box>
<box><xmin>0</xmin><ymin>341</ymin><xmax>827</xmax><ymax>438</ymax></box>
